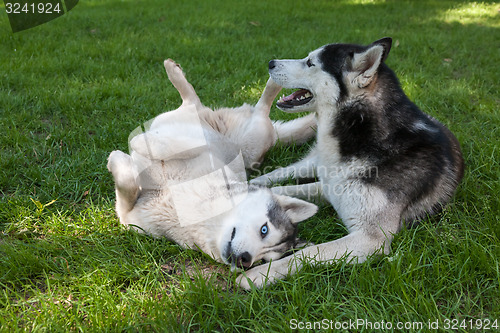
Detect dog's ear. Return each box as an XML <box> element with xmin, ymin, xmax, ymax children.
<box><xmin>351</xmin><ymin>37</ymin><xmax>392</xmax><ymax>88</ymax></box>
<box><xmin>274</xmin><ymin>195</ymin><xmax>318</xmax><ymax>224</ymax></box>
<box><xmin>371</xmin><ymin>37</ymin><xmax>392</xmax><ymax>63</ymax></box>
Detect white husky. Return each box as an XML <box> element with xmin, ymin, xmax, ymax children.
<box><xmin>107</xmin><ymin>59</ymin><xmax>318</xmax><ymax>269</ymax></box>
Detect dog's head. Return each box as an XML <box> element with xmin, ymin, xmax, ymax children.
<box><xmin>218</xmin><ymin>188</ymin><xmax>317</xmax><ymax>270</ymax></box>
<box><xmin>269</xmin><ymin>37</ymin><xmax>392</xmax><ymax>113</ymax></box>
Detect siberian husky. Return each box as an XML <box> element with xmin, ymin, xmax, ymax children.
<box><xmin>107</xmin><ymin>59</ymin><xmax>318</xmax><ymax>269</ymax></box>
<box><xmin>239</xmin><ymin>38</ymin><xmax>464</xmax><ymax>288</ymax></box>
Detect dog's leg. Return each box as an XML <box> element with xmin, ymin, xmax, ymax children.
<box><xmin>273</xmin><ymin>113</ymin><xmax>317</xmax><ymax>145</ymax></box>
<box><xmin>271</xmin><ymin>182</ymin><xmax>323</xmax><ymax>201</ymax></box>
<box><xmin>237</xmin><ymin>221</ymin><xmax>397</xmax><ymax>289</ymax></box>
<box><xmin>254</xmin><ymin>78</ymin><xmax>282</xmax><ymax>116</ymax></box>
<box><xmin>107</xmin><ymin>150</ymin><xmax>140</xmax><ymax>217</ymax></box>
<box><xmin>250</xmin><ymin>148</ymin><xmax>318</xmax><ymax>186</ymax></box>
<box><xmin>164</xmin><ymin>59</ymin><xmax>203</xmax><ymax>109</ymax></box>
<box><xmin>255</xmin><ymin>78</ymin><xmax>316</xmax><ymax>144</ymax></box>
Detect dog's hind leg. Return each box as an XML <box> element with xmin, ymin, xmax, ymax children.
<box><xmin>255</xmin><ymin>78</ymin><xmax>316</xmax><ymax>144</ymax></box>
<box><xmin>107</xmin><ymin>150</ymin><xmax>140</xmax><ymax>217</ymax></box>
<box><xmin>164</xmin><ymin>59</ymin><xmax>203</xmax><ymax>109</ymax></box>
<box><xmin>250</xmin><ymin>148</ymin><xmax>318</xmax><ymax>186</ymax></box>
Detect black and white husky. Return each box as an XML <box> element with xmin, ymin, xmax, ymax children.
<box><xmin>108</xmin><ymin>60</ymin><xmax>318</xmax><ymax>270</ymax></box>
<box><xmin>239</xmin><ymin>38</ymin><xmax>464</xmax><ymax>288</ymax></box>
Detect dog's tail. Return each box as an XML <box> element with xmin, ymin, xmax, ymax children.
<box><xmin>273</xmin><ymin>113</ymin><xmax>317</xmax><ymax>145</ymax></box>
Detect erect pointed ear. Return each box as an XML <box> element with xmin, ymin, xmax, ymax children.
<box><xmin>351</xmin><ymin>37</ymin><xmax>392</xmax><ymax>88</ymax></box>
<box><xmin>274</xmin><ymin>195</ymin><xmax>318</xmax><ymax>224</ymax></box>
<box><xmin>372</xmin><ymin>37</ymin><xmax>392</xmax><ymax>62</ymax></box>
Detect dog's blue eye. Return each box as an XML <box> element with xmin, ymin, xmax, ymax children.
<box><xmin>261</xmin><ymin>224</ymin><xmax>268</xmax><ymax>236</ymax></box>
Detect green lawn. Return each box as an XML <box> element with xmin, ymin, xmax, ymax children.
<box><xmin>1</xmin><ymin>0</ymin><xmax>499</xmax><ymax>331</ymax></box>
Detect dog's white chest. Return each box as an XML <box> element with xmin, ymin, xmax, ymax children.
<box><xmin>317</xmin><ymin>151</ymin><xmax>381</xmax><ymax>226</ymax></box>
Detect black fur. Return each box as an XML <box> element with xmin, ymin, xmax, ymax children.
<box><xmin>319</xmin><ymin>44</ymin><xmax>361</xmax><ymax>101</ymax></box>
<box><xmin>267</xmin><ymin>201</ymin><xmax>291</xmax><ymax>228</ymax></box>
<box><xmin>267</xmin><ymin>201</ymin><xmax>298</xmax><ymax>246</ymax></box>
<box><xmin>322</xmin><ymin>45</ymin><xmax>464</xmax><ymax>218</ymax></box>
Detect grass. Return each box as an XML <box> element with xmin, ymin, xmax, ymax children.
<box><xmin>1</xmin><ymin>0</ymin><xmax>499</xmax><ymax>331</ymax></box>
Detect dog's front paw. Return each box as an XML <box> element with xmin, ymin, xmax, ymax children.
<box><xmin>236</xmin><ymin>264</ymin><xmax>271</xmax><ymax>290</ymax></box>
<box><xmin>269</xmin><ymin>186</ymin><xmax>287</xmax><ymax>196</ymax></box>
<box><xmin>236</xmin><ymin>260</ymin><xmax>288</xmax><ymax>290</ymax></box>
<box><xmin>249</xmin><ymin>175</ymin><xmax>272</xmax><ymax>187</ymax></box>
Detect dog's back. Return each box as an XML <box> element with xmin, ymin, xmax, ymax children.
<box><xmin>238</xmin><ymin>38</ymin><xmax>465</xmax><ymax>289</ymax></box>
<box><xmin>333</xmin><ymin>60</ymin><xmax>465</xmax><ymax>224</ymax></box>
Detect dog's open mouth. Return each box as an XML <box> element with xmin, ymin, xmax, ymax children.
<box><xmin>277</xmin><ymin>89</ymin><xmax>313</xmax><ymax>109</ymax></box>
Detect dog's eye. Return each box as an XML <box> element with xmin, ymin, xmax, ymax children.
<box><xmin>306</xmin><ymin>59</ymin><xmax>315</xmax><ymax>67</ymax></box>
<box><xmin>260</xmin><ymin>223</ymin><xmax>268</xmax><ymax>237</ymax></box>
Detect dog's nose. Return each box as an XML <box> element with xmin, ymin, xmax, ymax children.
<box><xmin>268</xmin><ymin>60</ymin><xmax>276</xmax><ymax>70</ymax></box>
<box><xmin>237</xmin><ymin>252</ymin><xmax>252</xmax><ymax>268</ymax></box>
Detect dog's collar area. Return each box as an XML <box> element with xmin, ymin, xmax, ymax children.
<box><xmin>277</xmin><ymin>89</ymin><xmax>313</xmax><ymax>109</ymax></box>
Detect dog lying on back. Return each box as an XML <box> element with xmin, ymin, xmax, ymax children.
<box><xmin>240</xmin><ymin>38</ymin><xmax>464</xmax><ymax>288</ymax></box>
<box><xmin>108</xmin><ymin>59</ymin><xmax>318</xmax><ymax>269</ymax></box>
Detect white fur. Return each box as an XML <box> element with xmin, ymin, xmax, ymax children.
<box><xmin>108</xmin><ymin>59</ymin><xmax>318</xmax><ymax>269</ymax></box>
